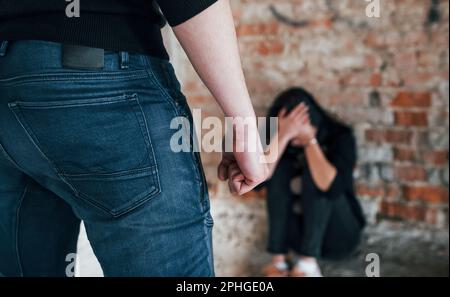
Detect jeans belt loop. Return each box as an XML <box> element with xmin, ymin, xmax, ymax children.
<box><xmin>120</xmin><ymin>51</ymin><xmax>130</xmax><ymax>69</ymax></box>
<box><xmin>0</xmin><ymin>41</ymin><xmax>9</xmax><ymax>57</ymax></box>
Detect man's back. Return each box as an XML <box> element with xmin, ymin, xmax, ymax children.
<box><xmin>0</xmin><ymin>0</ymin><xmax>212</xmax><ymax>58</ymax></box>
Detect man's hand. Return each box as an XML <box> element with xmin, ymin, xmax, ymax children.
<box><xmin>218</xmin><ymin>150</ymin><xmax>269</xmax><ymax>195</ymax></box>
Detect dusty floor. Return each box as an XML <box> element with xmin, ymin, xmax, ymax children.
<box><xmin>321</xmin><ymin>222</ymin><xmax>449</xmax><ymax>277</ymax></box>
<box><xmin>76</xmin><ymin>223</ymin><xmax>448</xmax><ymax>277</ymax></box>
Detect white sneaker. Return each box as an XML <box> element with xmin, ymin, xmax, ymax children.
<box><xmin>292</xmin><ymin>259</ymin><xmax>323</xmax><ymax>277</ymax></box>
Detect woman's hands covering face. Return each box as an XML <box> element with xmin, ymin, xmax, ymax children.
<box><xmin>278</xmin><ymin>103</ymin><xmax>317</xmax><ymax>148</ymax></box>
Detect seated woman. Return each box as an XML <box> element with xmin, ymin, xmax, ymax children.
<box><xmin>262</xmin><ymin>87</ymin><xmax>366</xmax><ymax>277</ymax></box>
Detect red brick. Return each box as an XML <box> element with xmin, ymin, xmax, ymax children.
<box><xmin>356</xmin><ymin>184</ymin><xmax>385</xmax><ymax>198</ymax></box>
<box><xmin>418</xmin><ymin>51</ymin><xmax>441</xmax><ymax>69</ymax></box>
<box><xmin>422</xmin><ymin>151</ymin><xmax>449</xmax><ymax>166</ymax></box>
<box><xmin>365</xmin><ymin>129</ymin><xmax>413</xmax><ymax>145</ymax></box>
<box><xmin>188</xmin><ymin>95</ymin><xmax>211</xmax><ymax>105</ymax></box>
<box><xmin>395</xmin><ymin>166</ymin><xmax>427</xmax><ymax>182</ymax></box>
<box><xmin>365</xmin><ymin>129</ymin><xmax>385</xmax><ymax>143</ymax></box>
<box><xmin>385</xmin><ymin>130</ymin><xmax>413</xmax><ymax>145</ymax></box>
<box><xmin>394</xmin><ymin>148</ymin><xmax>416</xmax><ymax>162</ymax></box>
<box><xmin>365</xmin><ymin>54</ymin><xmax>382</xmax><ymax>69</ymax></box>
<box><xmin>329</xmin><ymin>91</ymin><xmax>365</xmax><ymax>106</ymax></box>
<box><xmin>425</xmin><ymin>208</ymin><xmax>438</xmax><ymax>225</ymax></box>
<box><xmin>183</xmin><ymin>81</ymin><xmax>202</xmax><ymax>93</ymax></box>
<box><xmin>253</xmin><ymin>40</ymin><xmax>284</xmax><ymax>56</ymax></box>
<box><xmin>403</xmin><ymin>205</ymin><xmax>427</xmax><ymax>221</ymax></box>
<box><xmin>386</xmin><ymin>185</ymin><xmax>401</xmax><ymax>200</ymax></box>
<box><xmin>341</xmin><ymin>72</ymin><xmax>382</xmax><ymax>87</ymax></box>
<box><xmin>364</xmin><ymin>32</ymin><xmax>386</xmax><ymax>48</ymax></box>
<box><xmin>391</xmin><ymin>92</ymin><xmax>432</xmax><ymax>108</ymax></box>
<box><xmin>394</xmin><ymin>111</ymin><xmax>428</xmax><ymax>127</ymax></box>
<box><xmin>394</xmin><ymin>51</ymin><xmax>418</xmax><ymax>69</ymax></box>
<box><xmin>380</xmin><ymin>201</ymin><xmax>398</xmax><ymax>217</ymax></box>
<box><xmin>402</xmin><ymin>71</ymin><xmax>448</xmax><ymax>87</ymax></box>
<box><xmin>236</xmin><ymin>22</ymin><xmax>279</xmax><ymax>37</ymax></box>
<box><xmin>380</xmin><ymin>201</ymin><xmax>426</xmax><ymax>222</ymax></box>
<box><xmin>404</xmin><ymin>186</ymin><xmax>449</xmax><ymax>204</ymax></box>
<box><xmin>370</xmin><ymin>73</ymin><xmax>382</xmax><ymax>87</ymax></box>
<box><xmin>309</xmin><ymin>19</ymin><xmax>333</xmax><ymax>29</ymax></box>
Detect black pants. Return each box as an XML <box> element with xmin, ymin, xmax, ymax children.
<box><xmin>267</xmin><ymin>157</ymin><xmax>362</xmax><ymax>260</ymax></box>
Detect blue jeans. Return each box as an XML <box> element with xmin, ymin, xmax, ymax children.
<box><xmin>0</xmin><ymin>40</ymin><xmax>214</xmax><ymax>276</ymax></box>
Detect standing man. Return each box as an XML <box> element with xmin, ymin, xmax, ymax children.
<box><xmin>0</xmin><ymin>0</ymin><xmax>268</xmax><ymax>276</ymax></box>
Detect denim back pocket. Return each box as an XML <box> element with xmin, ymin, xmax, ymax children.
<box><xmin>8</xmin><ymin>94</ymin><xmax>161</xmax><ymax>217</ymax></box>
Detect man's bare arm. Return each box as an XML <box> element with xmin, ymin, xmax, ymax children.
<box><xmin>172</xmin><ymin>0</ymin><xmax>254</xmax><ymax>119</ymax></box>
<box><xmin>172</xmin><ymin>0</ymin><xmax>268</xmax><ymax>194</ymax></box>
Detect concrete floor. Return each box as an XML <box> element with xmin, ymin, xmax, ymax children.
<box><xmin>320</xmin><ymin>222</ymin><xmax>449</xmax><ymax>277</ymax></box>
<box><xmin>76</xmin><ymin>223</ymin><xmax>449</xmax><ymax>277</ymax></box>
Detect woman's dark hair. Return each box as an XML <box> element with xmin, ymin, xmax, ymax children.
<box><xmin>267</xmin><ymin>87</ymin><xmax>352</xmax><ymax>154</ymax></box>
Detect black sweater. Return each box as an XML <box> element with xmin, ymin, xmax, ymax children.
<box><xmin>0</xmin><ymin>0</ymin><xmax>218</xmax><ymax>59</ymax></box>
<box><xmin>260</xmin><ymin>128</ymin><xmax>366</xmax><ymax>229</ymax></box>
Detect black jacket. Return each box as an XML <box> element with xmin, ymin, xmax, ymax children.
<box><xmin>263</xmin><ymin>128</ymin><xmax>366</xmax><ymax>229</ymax></box>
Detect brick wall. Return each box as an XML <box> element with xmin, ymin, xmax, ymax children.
<box><xmin>164</xmin><ymin>0</ymin><xmax>449</xmax><ymax>228</ymax></box>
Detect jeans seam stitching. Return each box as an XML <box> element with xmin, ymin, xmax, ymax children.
<box><xmin>143</xmin><ymin>67</ymin><xmax>191</xmax><ymax>199</ymax></box>
<box><xmin>61</xmin><ymin>165</ymin><xmax>157</xmax><ymax>179</ymax></box>
<box><xmin>8</xmin><ymin>95</ymin><xmax>153</xmax><ymax>176</ymax></box>
<box><xmin>15</xmin><ymin>182</ymin><xmax>28</xmax><ymax>277</ymax></box>
<box><xmin>148</xmin><ymin>70</ymin><xmax>204</xmax><ymax>194</ymax></box>
<box><xmin>143</xmin><ymin>68</ymin><xmax>206</xmax><ymax>211</ymax></box>
<box><xmin>0</xmin><ymin>142</ymin><xmax>26</xmax><ymax>173</ymax></box>
<box><xmin>0</xmin><ymin>72</ymin><xmax>148</xmax><ymax>87</ymax></box>
<box><xmin>203</xmin><ymin>214</ymin><xmax>215</xmax><ymax>276</ymax></box>
<box><xmin>8</xmin><ymin>94</ymin><xmax>153</xmax><ymax>178</ymax></box>
<box><xmin>129</xmin><ymin>94</ymin><xmax>157</xmax><ymax>169</ymax></box>
<box><xmin>8</xmin><ymin>105</ymin><xmax>81</xmax><ymax>195</ymax></box>
<box><xmin>144</xmin><ymin>69</ymin><xmax>181</xmax><ymax>117</ymax></box>
<box><xmin>0</xmin><ymin>70</ymin><xmax>148</xmax><ymax>83</ymax></box>
<box><xmin>147</xmin><ymin>69</ymin><xmax>205</xmax><ymax>204</ymax></box>
<box><xmin>9</xmin><ymin>101</ymin><xmax>162</xmax><ymax>217</ymax></box>
<box><xmin>9</xmin><ymin>95</ymin><xmax>131</xmax><ymax>109</ymax></box>
<box><xmin>132</xmin><ymin>94</ymin><xmax>162</xmax><ymax>196</ymax></box>
<box><xmin>75</xmin><ymin>182</ymin><xmax>160</xmax><ymax>217</ymax></box>
<box><xmin>0</xmin><ymin>40</ymin><xmax>8</xmax><ymax>56</ymax></box>
<box><xmin>8</xmin><ymin>106</ymin><xmax>69</xmax><ymax>175</ymax></box>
